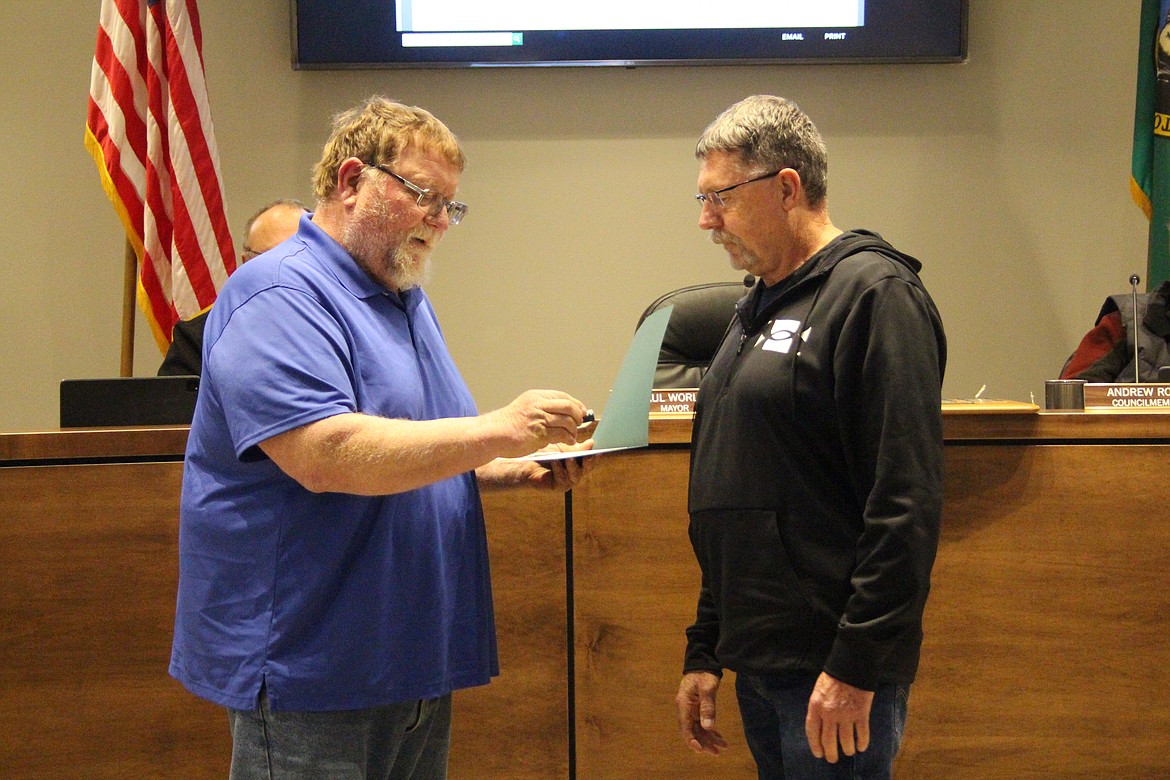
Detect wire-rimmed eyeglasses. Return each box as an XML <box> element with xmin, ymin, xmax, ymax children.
<box><xmin>694</xmin><ymin>169</ymin><xmax>781</xmax><ymax>210</ymax></box>
<box><xmin>367</xmin><ymin>163</ymin><xmax>468</xmax><ymax>225</ymax></box>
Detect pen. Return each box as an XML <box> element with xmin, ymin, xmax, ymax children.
<box><xmin>579</xmin><ymin>410</ymin><xmax>595</xmax><ymax>429</ymax></box>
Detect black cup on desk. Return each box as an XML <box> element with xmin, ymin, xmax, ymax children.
<box><xmin>1044</xmin><ymin>379</ymin><xmax>1086</xmax><ymax>410</ymax></box>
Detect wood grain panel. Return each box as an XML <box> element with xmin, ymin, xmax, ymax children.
<box><xmin>0</xmin><ymin>457</ymin><xmax>568</xmax><ymax>779</ymax></box>
<box><xmin>896</xmin><ymin>444</ymin><xmax>1170</xmax><ymax>778</ymax></box>
<box><xmin>571</xmin><ymin>449</ymin><xmax>758</xmax><ymax>779</ymax></box>
<box><xmin>450</xmin><ymin>488</ymin><xmax>570</xmax><ymax>779</ymax></box>
<box><xmin>0</xmin><ymin>462</ymin><xmax>228</xmax><ymax>778</ymax></box>
<box><xmin>8</xmin><ymin>417</ymin><xmax>1169</xmax><ymax>778</ymax></box>
<box><xmin>0</xmin><ymin>426</ymin><xmax>188</xmax><ymax>462</ymax></box>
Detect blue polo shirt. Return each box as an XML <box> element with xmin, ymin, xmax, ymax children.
<box><xmin>169</xmin><ymin>215</ymin><xmax>497</xmax><ymax>712</ymax></box>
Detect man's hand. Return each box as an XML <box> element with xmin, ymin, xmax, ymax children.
<box><xmin>477</xmin><ymin>439</ymin><xmax>598</xmax><ymax>492</ymax></box>
<box><xmin>485</xmin><ymin>390</ymin><xmax>590</xmax><ymax>457</ymax></box>
<box><xmin>805</xmin><ymin>672</ymin><xmax>874</xmax><ymax>764</ymax></box>
<box><xmin>529</xmin><ymin>440</ymin><xmax>596</xmax><ymax>491</ymax></box>
<box><xmin>675</xmin><ymin>671</ymin><xmax>728</xmax><ymax>755</ymax></box>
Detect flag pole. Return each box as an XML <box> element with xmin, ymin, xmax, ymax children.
<box><xmin>120</xmin><ymin>238</ymin><xmax>136</xmax><ymax>376</ymax></box>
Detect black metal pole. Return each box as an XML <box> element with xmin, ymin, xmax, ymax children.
<box><xmin>564</xmin><ymin>489</ymin><xmax>576</xmax><ymax>780</ymax></box>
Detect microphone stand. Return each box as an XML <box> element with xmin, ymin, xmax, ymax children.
<box><xmin>1130</xmin><ymin>274</ymin><xmax>1141</xmax><ymax>382</ymax></box>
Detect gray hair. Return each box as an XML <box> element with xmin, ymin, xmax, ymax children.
<box><xmin>696</xmin><ymin>95</ymin><xmax>829</xmax><ymax>206</ymax></box>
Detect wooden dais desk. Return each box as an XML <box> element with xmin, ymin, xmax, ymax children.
<box><xmin>0</xmin><ymin>426</ymin><xmax>224</xmax><ymax>778</ymax></box>
<box><xmin>4</xmin><ymin>410</ymin><xmax>1169</xmax><ymax>778</ymax></box>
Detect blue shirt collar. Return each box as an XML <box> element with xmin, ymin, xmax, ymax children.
<box><xmin>296</xmin><ymin>213</ymin><xmax>404</xmax><ymax>304</ymax></box>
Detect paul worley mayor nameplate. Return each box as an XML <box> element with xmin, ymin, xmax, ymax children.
<box><xmin>649</xmin><ymin>388</ymin><xmax>697</xmax><ymax>416</ymax></box>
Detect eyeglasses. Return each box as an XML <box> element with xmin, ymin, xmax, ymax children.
<box><xmin>694</xmin><ymin>169</ymin><xmax>781</xmax><ymax>209</ymax></box>
<box><xmin>367</xmin><ymin>163</ymin><xmax>468</xmax><ymax>225</ymax></box>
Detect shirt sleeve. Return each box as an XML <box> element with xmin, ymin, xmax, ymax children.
<box><xmin>204</xmin><ymin>286</ymin><xmax>358</xmax><ymax>460</ymax></box>
<box><xmin>825</xmin><ymin>276</ymin><xmax>945</xmax><ymax>689</ymax></box>
<box><xmin>683</xmin><ymin>575</ymin><xmax>723</xmax><ymax>676</ymax></box>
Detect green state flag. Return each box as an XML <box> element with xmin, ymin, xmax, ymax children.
<box><xmin>1132</xmin><ymin>0</ymin><xmax>1170</xmax><ymax>287</ymax></box>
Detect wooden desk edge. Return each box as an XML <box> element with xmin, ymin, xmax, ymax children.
<box><xmin>651</xmin><ymin>409</ymin><xmax>1170</xmax><ymax>445</ymax></box>
<box><xmin>0</xmin><ymin>426</ymin><xmax>190</xmax><ymax>463</ymax></box>
<box><xmin>7</xmin><ymin>407</ymin><xmax>1170</xmax><ymax>464</ymax></box>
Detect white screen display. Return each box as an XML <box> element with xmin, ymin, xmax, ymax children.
<box><xmin>398</xmin><ymin>1</ymin><xmax>864</xmax><ymax>34</ymax></box>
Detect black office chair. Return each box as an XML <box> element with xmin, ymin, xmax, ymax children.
<box><xmin>637</xmin><ymin>281</ymin><xmax>748</xmax><ymax>388</ymax></box>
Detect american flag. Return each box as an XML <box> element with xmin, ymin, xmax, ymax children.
<box><xmin>85</xmin><ymin>0</ymin><xmax>234</xmax><ymax>349</ymax></box>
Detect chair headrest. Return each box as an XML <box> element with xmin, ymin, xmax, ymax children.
<box><xmin>638</xmin><ymin>281</ymin><xmax>747</xmax><ymax>387</ymax></box>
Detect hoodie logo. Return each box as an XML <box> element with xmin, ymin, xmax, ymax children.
<box><xmin>757</xmin><ymin>319</ymin><xmax>811</xmax><ymax>354</ymax></box>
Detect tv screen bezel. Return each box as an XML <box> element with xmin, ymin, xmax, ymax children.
<box><xmin>290</xmin><ymin>0</ymin><xmax>968</xmax><ymax>70</ymax></box>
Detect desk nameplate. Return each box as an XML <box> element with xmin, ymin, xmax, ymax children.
<box><xmin>1084</xmin><ymin>383</ymin><xmax>1170</xmax><ymax>411</ymax></box>
<box><xmin>649</xmin><ymin>388</ymin><xmax>697</xmax><ymax>417</ymax></box>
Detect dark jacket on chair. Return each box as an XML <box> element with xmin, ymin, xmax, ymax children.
<box><xmin>1060</xmin><ymin>281</ymin><xmax>1170</xmax><ymax>382</ymax></box>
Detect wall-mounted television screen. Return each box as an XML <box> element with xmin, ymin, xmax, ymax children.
<box><xmin>291</xmin><ymin>0</ymin><xmax>968</xmax><ymax>69</ymax></box>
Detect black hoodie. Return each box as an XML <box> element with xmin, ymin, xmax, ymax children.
<box><xmin>684</xmin><ymin>230</ymin><xmax>947</xmax><ymax>690</ymax></box>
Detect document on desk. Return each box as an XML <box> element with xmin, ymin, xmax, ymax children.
<box><xmin>526</xmin><ymin>305</ymin><xmax>673</xmax><ymax>462</ymax></box>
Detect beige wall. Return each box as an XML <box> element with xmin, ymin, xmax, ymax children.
<box><xmin>0</xmin><ymin>1</ymin><xmax>1146</xmax><ymax>431</ymax></box>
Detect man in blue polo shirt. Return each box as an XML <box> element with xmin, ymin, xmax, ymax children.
<box><xmin>170</xmin><ymin>97</ymin><xmax>594</xmax><ymax>779</ymax></box>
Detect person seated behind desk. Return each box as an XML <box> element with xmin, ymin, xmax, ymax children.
<box><xmin>158</xmin><ymin>198</ymin><xmax>307</xmax><ymax>376</ymax></box>
<box><xmin>1060</xmin><ymin>280</ymin><xmax>1170</xmax><ymax>382</ymax></box>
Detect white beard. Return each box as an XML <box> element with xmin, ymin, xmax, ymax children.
<box><xmin>342</xmin><ymin>197</ymin><xmax>436</xmax><ymax>291</ymax></box>
<box><xmin>711</xmin><ymin>230</ymin><xmax>762</xmax><ymax>276</ymax></box>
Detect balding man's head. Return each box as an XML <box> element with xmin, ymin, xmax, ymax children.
<box><xmin>242</xmin><ymin>199</ymin><xmax>308</xmax><ymax>262</ymax></box>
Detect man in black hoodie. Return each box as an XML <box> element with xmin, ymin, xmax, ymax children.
<box><xmin>674</xmin><ymin>95</ymin><xmax>946</xmax><ymax>779</ymax></box>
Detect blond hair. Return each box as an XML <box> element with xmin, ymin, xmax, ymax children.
<box><xmin>312</xmin><ymin>96</ymin><xmax>465</xmax><ymax>201</ymax></box>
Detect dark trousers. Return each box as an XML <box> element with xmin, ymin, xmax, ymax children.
<box><xmin>227</xmin><ymin>689</ymin><xmax>452</xmax><ymax>780</ymax></box>
<box><xmin>735</xmin><ymin>672</ymin><xmax>909</xmax><ymax>780</ymax></box>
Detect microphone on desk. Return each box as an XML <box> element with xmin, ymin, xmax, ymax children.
<box><xmin>1130</xmin><ymin>274</ymin><xmax>1141</xmax><ymax>382</ymax></box>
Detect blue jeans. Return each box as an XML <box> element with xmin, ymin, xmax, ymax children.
<box><xmin>735</xmin><ymin>672</ymin><xmax>908</xmax><ymax>780</ymax></box>
<box><xmin>227</xmin><ymin>689</ymin><xmax>452</xmax><ymax>780</ymax></box>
